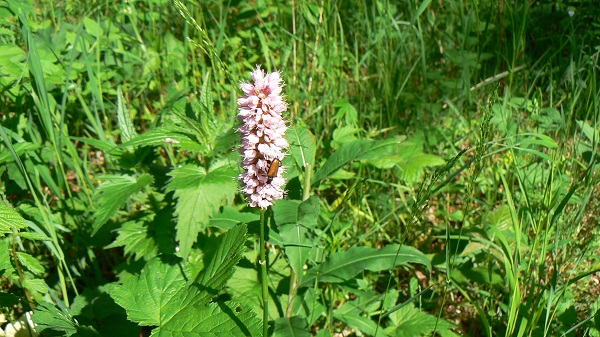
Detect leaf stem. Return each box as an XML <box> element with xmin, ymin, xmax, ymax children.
<box><xmin>260</xmin><ymin>209</ymin><xmax>269</xmax><ymax>336</ymax></box>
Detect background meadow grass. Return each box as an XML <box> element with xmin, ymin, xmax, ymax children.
<box><xmin>0</xmin><ymin>0</ymin><xmax>599</xmax><ymax>336</ymax></box>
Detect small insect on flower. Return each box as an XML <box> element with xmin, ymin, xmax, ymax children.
<box><xmin>267</xmin><ymin>159</ymin><xmax>281</xmax><ymax>182</ymax></box>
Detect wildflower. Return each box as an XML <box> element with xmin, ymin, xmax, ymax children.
<box><xmin>238</xmin><ymin>66</ymin><xmax>289</xmax><ymax>209</ymax></box>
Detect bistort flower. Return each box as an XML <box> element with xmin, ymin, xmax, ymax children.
<box><xmin>238</xmin><ymin>66</ymin><xmax>289</xmax><ymax>209</ymax></box>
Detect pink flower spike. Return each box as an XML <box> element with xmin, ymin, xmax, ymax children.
<box><xmin>238</xmin><ymin>66</ymin><xmax>289</xmax><ymax>209</ymax></box>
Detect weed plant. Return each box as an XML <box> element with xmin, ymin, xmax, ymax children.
<box><xmin>0</xmin><ymin>0</ymin><xmax>598</xmax><ymax>336</ymax></box>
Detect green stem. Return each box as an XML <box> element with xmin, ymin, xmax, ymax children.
<box><xmin>260</xmin><ymin>209</ymin><xmax>269</xmax><ymax>336</ymax></box>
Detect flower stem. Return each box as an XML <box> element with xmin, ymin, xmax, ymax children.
<box><xmin>260</xmin><ymin>209</ymin><xmax>269</xmax><ymax>336</ymax></box>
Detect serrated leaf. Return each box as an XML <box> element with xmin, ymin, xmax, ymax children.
<box><xmin>152</xmin><ymin>301</ymin><xmax>261</xmax><ymax>337</ymax></box>
<box><xmin>0</xmin><ymin>240</ymin><xmax>15</xmax><ymax>276</ymax></box>
<box><xmin>110</xmin><ymin>226</ymin><xmax>246</xmax><ymax>327</ymax></box>
<box><xmin>194</xmin><ymin>225</ymin><xmax>247</xmax><ymax>293</ymax></box>
<box><xmin>16</xmin><ymin>252</ymin><xmax>44</xmax><ymax>275</ymax></box>
<box><xmin>273</xmin><ymin>316</ymin><xmax>311</xmax><ymax>337</ymax></box>
<box><xmin>0</xmin><ymin>203</ymin><xmax>28</xmax><ymax>233</ymax></box>
<box><xmin>92</xmin><ymin>174</ymin><xmax>154</xmax><ymax>235</ymax></box>
<box><xmin>106</xmin><ymin>220</ymin><xmax>159</xmax><ymax>261</ymax></box>
<box><xmin>33</xmin><ymin>302</ymin><xmax>78</xmax><ymax>336</ymax></box>
<box><xmin>300</xmin><ymin>245</ymin><xmax>430</xmax><ymax>286</ymax></box>
<box><xmin>17</xmin><ymin>231</ymin><xmax>51</xmax><ymax>241</ymax></box>
<box><xmin>166</xmin><ymin>162</ymin><xmax>238</xmax><ymax>258</ymax></box>
<box><xmin>312</xmin><ymin>138</ymin><xmax>404</xmax><ymax>185</ymax></box>
<box><xmin>106</xmin><ymin>209</ymin><xmax>176</xmax><ymax>261</ymax></box>
<box><xmin>22</xmin><ymin>278</ymin><xmax>48</xmax><ymax>295</ymax></box>
<box><xmin>108</xmin><ymin>255</ymin><xmax>205</xmax><ymax>326</ymax></box>
<box><xmin>116</xmin><ymin>87</ymin><xmax>138</xmax><ymax>143</ymax></box>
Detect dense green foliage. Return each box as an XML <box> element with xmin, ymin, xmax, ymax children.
<box><xmin>0</xmin><ymin>0</ymin><xmax>599</xmax><ymax>336</ymax></box>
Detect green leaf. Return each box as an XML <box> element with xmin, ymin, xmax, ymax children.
<box><xmin>109</xmin><ymin>226</ymin><xmax>247</xmax><ymax>327</ymax></box>
<box><xmin>311</xmin><ymin>138</ymin><xmax>404</xmax><ymax>185</ymax></box>
<box><xmin>92</xmin><ymin>174</ymin><xmax>153</xmax><ymax>235</ymax></box>
<box><xmin>16</xmin><ymin>252</ymin><xmax>44</xmax><ymax>275</ymax></box>
<box><xmin>395</xmin><ymin>152</ymin><xmax>446</xmax><ymax>184</ymax></box>
<box><xmin>334</xmin><ymin>301</ymin><xmax>389</xmax><ymax>337</ymax></box>
<box><xmin>333</xmin><ymin>98</ymin><xmax>358</xmax><ymax>127</ymax></box>
<box><xmin>287</xmin><ymin>126</ymin><xmax>317</xmax><ymax>171</ymax></box>
<box><xmin>166</xmin><ymin>162</ymin><xmax>238</xmax><ymax>258</ymax></box>
<box><xmin>116</xmin><ymin>127</ymin><xmax>202</xmax><ymax>152</ymax></box>
<box><xmin>17</xmin><ymin>231</ymin><xmax>51</xmax><ymax>241</ymax></box>
<box><xmin>33</xmin><ymin>302</ymin><xmax>78</xmax><ymax>336</ymax></box>
<box><xmin>300</xmin><ymin>245</ymin><xmax>430</xmax><ymax>286</ymax></box>
<box><xmin>0</xmin><ymin>44</ymin><xmax>27</xmax><ymax>87</ymax></box>
<box><xmin>272</xmin><ymin>197</ymin><xmax>319</xmax><ymax>283</ymax></box>
<box><xmin>273</xmin><ymin>316</ymin><xmax>311</xmax><ymax>337</ymax></box>
<box><xmin>384</xmin><ymin>303</ymin><xmax>459</xmax><ymax>337</ymax></box>
<box><xmin>116</xmin><ymin>87</ymin><xmax>138</xmax><ymax>144</ymax></box>
<box><xmin>106</xmin><ymin>220</ymin><xmax>160</xmax><ymax>261</ymax></box>
<box><xmin>331</xmin><ymin>126</ymin><xmax>361</xmax><ymax>149</ymax></box>
<box><xmin>194</xmin><ymin>224</ymin><xmax>247</xmax><ymax>293</ymax></box>
<box><xmin>22</xmin><ymin>278</ymin><xmax>48</xmax><ymax>295</ymax></box>
<box><xmin>209</xmin><ymin>207</ymin><xmax>260</xmax><ymax>230</ymax></box>
<box><xmin>108</xmin><ymin>255</ymin><xmax>205</xmax><ymax>326</ymax></box>
<box><xmin>0</xmin><ymin>203</ymin><xmax>28</xmax><ymax>233</ymax></box>
<box><xmin>106</xmin><ymin>209</ymin><xmax>176</xmax><ymax>261</ymax></box>
<box><xmin>152</xmin><ymin>301</ymin><xmax>261</xmax><ymax>337</ymax></box>
<box><xmin>0</xmin><ymin>240</ymin><xmax>15</xmax><ymax>276</ymax></box>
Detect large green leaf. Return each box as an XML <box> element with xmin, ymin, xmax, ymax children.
<box><xmin>300</xmin><ymin>245</ymin><xmax>430</xmax><ymax>287</ymax></box>
<box><xmin>152</xmin><ymin>301</ymin><xmax>261</xmax><ymax>337</ymax></box>
<box><xmin>273</xmin><ymin>316</ymin><xmax>311</xmax><ymax>337</ymax></box>
<box><xmin>272</xmin><ymin>197</ymin><xmax>319</xmax><ymax>284</ymax></box>
<box><xmin>91</xmin><ymin>174</ymin><xmax>154</xmax><ymax>235</ymax></box>
<box><xmin>108</xmin><ymin>255</ymin><xmax>206</xmax><ymax>326</ymax></box>
<box><xmin>109</xmin><ymin>226</ymin><xmax>251</xmax><ymax>333</ymax></box>
<box><xmin>311</xmin><ymin>137</ymin><xmax>404</xmax><ymax>185</ymax></box>
<box><xmin>195</xmin><ymin>224</ymin><xmax>247</xmax><ymax>293</ymax></box>
<box><xmin>166</xmin><ymin>161</ymin><xmax>238</xmax><ymax>257</ymax></box>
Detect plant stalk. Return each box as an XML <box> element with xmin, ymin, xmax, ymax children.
<box><xmin>260</xmin><ymin>209</ymin><xmax>269</xmax><ymax>336</ymax></box>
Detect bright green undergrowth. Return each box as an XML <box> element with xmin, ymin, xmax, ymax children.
<box><xmin>0</xmin><ymin>0</ymin><xmax>599</xmax><ymax>336</ymax></box>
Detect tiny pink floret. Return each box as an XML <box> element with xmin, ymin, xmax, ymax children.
<box><xmin>238</xmin><ymin>66</ymin><xmax>289</xmax><ymax>209</ymax></box>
